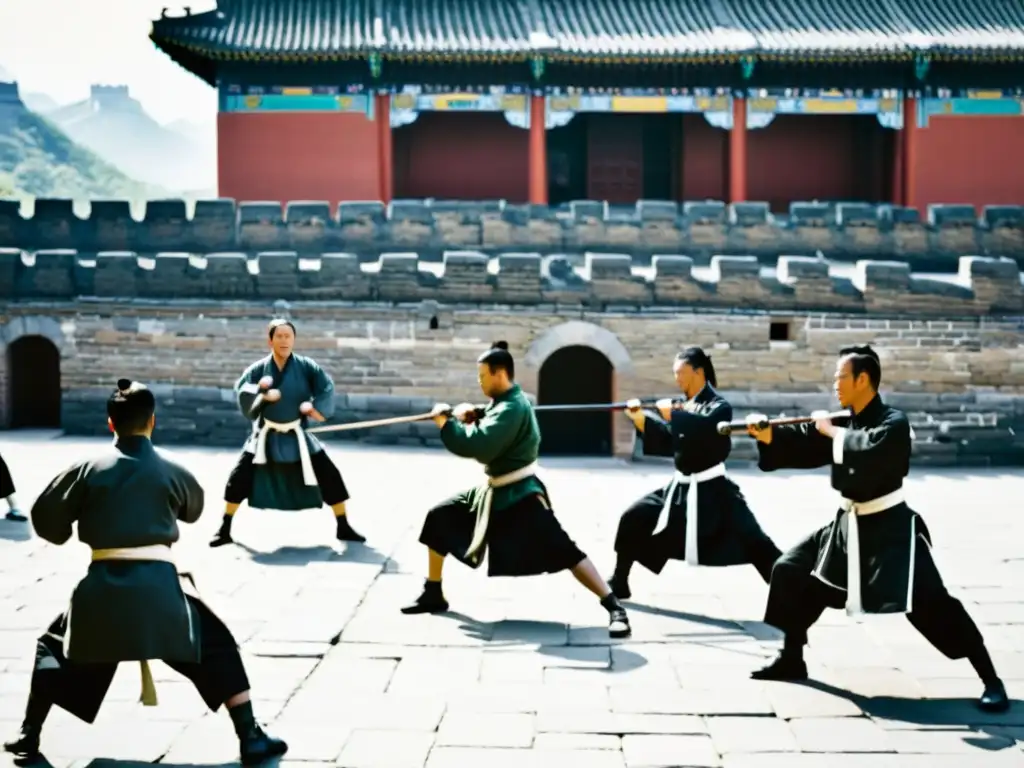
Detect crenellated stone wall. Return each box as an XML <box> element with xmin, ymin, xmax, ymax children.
<box><xmin>0</xmin><ymin>250</ymin><xmax>1021</xmax><ymax>317</ymax></box>
<box><xmin>2</xmin><ymin>198</ymin><xmax>1023</xmax><ymax>271</ymax></box>
<box><xmin>1</xmin><ymin>301</ymin><xmax>1022</xmax><ymax>466</ymax></box>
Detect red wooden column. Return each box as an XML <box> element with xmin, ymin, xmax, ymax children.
<box><xmin>528</xmin><ymin>93</ymin><xmax>548</xmax><ymax>205</ymax></box>
<box><xmin>891</xmin><ymin>116</ymin><xmax>905</xmax><ymax>205</ymax></box>
<box><xmin>729</xmin><ymin>94</ymin><xmax>748</xmax><ymax>202</ymax></box>
<box><xmin>902</xmin><ymin>94</ymin><xmax>919</xmax><ymax>209</ymax></box>
<box><xmin>375</xmin><ymin>93</ymin><xmax>393</xmax><ymax>203</ymax></box>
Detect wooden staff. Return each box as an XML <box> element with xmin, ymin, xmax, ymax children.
<box><xmin>306</xmin><ymin>411</ymin><xmax>442</xmax><ymax>434</ymax></box>
<box><xmin>533</xmin><ymin>399</ymin><xmax>665</xmax><ymax>412</ymax></box>
<box><xmin>717</xmin><ymin>410</ymin><xmax>853</xmax><ymax>436</ymax></box>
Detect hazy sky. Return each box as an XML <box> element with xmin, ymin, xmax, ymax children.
<box><xmin>0</xmin><ymin>0</ymin><xmax>217</xmax><ymax>126</ymax></box>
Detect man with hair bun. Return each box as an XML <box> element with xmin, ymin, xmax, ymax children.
<box><xmin>3</xmin><ymin>379</ymin><xmax>288</xmax><ymax>764</ymax></box>
<box><xmin>747</xmin><ymin>345</ymin><xmax>1009</xmax><ymax>713</ymax></box>
<box><xmin>400</xmin><ymin>341</ymin><xmax>632</xmax><ymax>639</ymax></box>
<box><xmin>610</xmin><ymin>346</ymin><xmax>782</xmax><ymax>599</ymax></box>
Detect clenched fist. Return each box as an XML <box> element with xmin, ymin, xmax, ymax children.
<box><xmin>258</xmin><ymin>376</ymin><xmax>274</xmax><ymax>390</ymax></box>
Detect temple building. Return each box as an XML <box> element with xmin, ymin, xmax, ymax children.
<box><xmin>151</xmin><ymin>0</ymin><xmax>1024</xmax><ymax>212</ymax></box>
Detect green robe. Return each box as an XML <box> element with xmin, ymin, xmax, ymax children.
<box><xmin>31</xmin><ymin>435</ymin><xmax>205</xmax><ymax>663</ymax></box>
<box><xmin>440</xmin><ymin>384</ymin><xmax>547</xmax><ymax>559</ymax></box>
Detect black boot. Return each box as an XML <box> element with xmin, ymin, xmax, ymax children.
<box><xmin>400</xmin><ymin>579</ymin><xmax>449</xmax><ymax>614</ymax></box>
<box><xmin>335</xmin><ymin>515</ymin><xmax>366</xmax><ymax>543</ymax></box>
<box><xmin>3</xmin><ymin>692</ymin><xmax>51</xmax><ymax>764</ymax></box>
<box><xmin>751</xmin><ymin>635</ymin><xmax>808</xmax><ymax>681</ymax></box>
<box><xmin>607</xmin><ymin>558</ymin><xmax>633</xmax><ymax>600</ymax></box>
<box><xmin>229</xmin><ymin>701</ymin><xmax>288</xmax><ymax>766</ymax></box>
<box><xmin>601</xmin><ymin>593</ymin><xmax>631</xmax><ymax>639</ymax></box>
<box><xmin>970</xmin><ymin>645</ymin><xmax>1010</xmax><ymax>713</ymax></box>
<box><xmin>209</xmin><ymin>514</ymin><xmax>234</xmax><ymax>547</ymax></box>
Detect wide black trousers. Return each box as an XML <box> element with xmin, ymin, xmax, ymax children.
<box><xmin>764</xmin><ymin>520</ymin><xmax>986</xmax><ymax>659</ymax></box>
<box><xmin>614</xmin><ymin>478</ymin><xmax>782</xmax><ymax>583</ymax></box>
<box><xmin>28</xmin><ymin>596</ymin><xmax>250</xmax><ymax>724</ymax></box>
<box><xmin>0</xmin><ymin>453</ymin><xmax>15</xmax><ymax>497</ymax></box>
<box><xmin>420</xmin><ymin>491</ymin><xmax>587</xmax><ymax>577</ymax></box>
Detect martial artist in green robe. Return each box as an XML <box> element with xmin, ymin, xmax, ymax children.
<box><xmin>400</xmin><ymin>341</ymin><xmax>632</xmax><ymax>639</ymax></box>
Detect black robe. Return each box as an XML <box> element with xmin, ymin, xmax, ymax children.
<box><xmin>615</xmin><ymin>385</ymin><xmax>780</xmax><ymax>579</ymax></box>
<box><xmin>757</xmin><ymin>395</ymin><xmax>934</xmax><ymax>614</ymax></box>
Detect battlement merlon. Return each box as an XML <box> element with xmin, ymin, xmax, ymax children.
<box><xmin>0</xmin><ymin>249</ymin><xmax>1019</xmax><ymax>316</ymax></box>
<box><xmin>1</xmin><ymin>198</ymin><xmax>1023</xmax><ymax>270</ymax></box>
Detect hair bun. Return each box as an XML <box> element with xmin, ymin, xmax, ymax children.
<box><xmin>116</xmin><ymin>378</ymin><xmax>132</xmax><ymax>391</ymax></box>
<box><xmin>491</xmin><ymin>340</ymin><xmax>509</xmax><ymax>350</ymax></box>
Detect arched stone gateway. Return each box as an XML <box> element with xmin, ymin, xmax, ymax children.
<box><xmin>523</xmin><ymin>321</ymin><xmax>635</xmax><ymax>457</ymax></box>
<box><xmin>0</xmin><ymin>316</ymin><xmax>66</xmax><ymax>430</ymax></box>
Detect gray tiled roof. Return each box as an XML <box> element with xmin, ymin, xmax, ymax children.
<box><xmin>150</xmin><ymin>0</ymin><xmax>1024</xmax><ymax>61</ymax></box>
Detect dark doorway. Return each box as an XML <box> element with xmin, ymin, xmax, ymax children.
<box><xmin>8</xmin><ymin>335</ymin><xmax>61</xmax><ymax>428</ymax></box>
<box><xmin>537</xmin><ymin>345</ymin><xmax>613</xmax><ymax>456</ymax></box>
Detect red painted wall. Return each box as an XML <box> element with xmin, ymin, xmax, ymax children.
<box><xmin>746</xmin><ymin>115</ymin><xmax>889</xmax><ymax>211</ymax></box>
<box><xmin>218</xmin><ymin>112</ymin><xmax>380</xmax><ymax>206</ymax></box>
<box><xmin>680</xmin><ymin>114</ymin><xmax>727</xmax><ymax>202</ymax></box>
<box><xmin>392</xmin><ymin>112</ymin><xmax>528</xmax><ymax>200</ymax></box>
<box><xmin>912</xmin><ymin>116</ymin><xmax>1024</xmax><ymax>211</ymax></box>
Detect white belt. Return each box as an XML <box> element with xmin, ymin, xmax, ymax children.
<box><xmin>89</xmin><ymin>544</ymin><xmax>179</xmax><ymax>707</ymax></box>
<box><xmin>652</xmin><ymin>463</ymin><xmax>727</xmax><ymax>565</ymax></box>
<box><xmin>253</xmin><ymin>418</ymin><xmax>316</xmax><ymax>486</ymax></box>
<box><xmin>465</xmin><ymin>461</ymin><xmax>539</xmax><ymax>562</ymax></box>
<box><xmin>840</xmin><ymin>488</ymin><xmax>907</xmax><ymax>615</ymax></box>
<box><xmin>91</xmin><ymin>544</ymin><xmax>176</xmax><ymax>565</ymax></box>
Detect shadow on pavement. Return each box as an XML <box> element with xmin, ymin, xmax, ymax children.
<box><xmin>801</xmin><ymin>678</ymin><xmax>1024</xmax><ymax>749</ymax></box>
<box><xmin>235</xmin><ymin>542</ymin><xmax>387</xmax><ymax>566</ymax></box>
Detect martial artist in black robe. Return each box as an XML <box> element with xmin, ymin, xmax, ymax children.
<box><xmin>748</xmin><ymin>345</ymin><xmax>1009</xmax><ymax>713</ymax></box>
<box><xmin>3</xmin><ymin>380</ymin><xmax>289</xmax><ymax>764</ymax></box>
<box><xmin>0</xmin><ymin>452</ymin><xmax>27</xmax><ymax>521</ymax></box>
<box><xmin>609</xmin><ymin>347</ymin><xmax>782</xmax><ymax>599</ymax></box>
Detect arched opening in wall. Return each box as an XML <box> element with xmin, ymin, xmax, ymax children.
<box><xmin>7</xmin><ymin>336</ymin><xmax>61</xmax><ymax>429</ymax></box>
<box><xmin>537</xmin><ymin>345</ymin><xmax>613</xmax><ymax>456</ymax></box>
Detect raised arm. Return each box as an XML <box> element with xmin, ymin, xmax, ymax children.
<box><xmin>306</xmin><ymin>358</ymin><xmax>336</xmax><ymax>421</ymax></box>
<box><xmin>756</xmin><ymin>422</ymin><xmax>834</xmax><ymax>471</ymax></box>
<box><xmin>234</xmin><ymin>363</ymin><xmax>265</xmax><ymax>421</ymax></box>
<box><xmin>440</xmin><ymin>400</ymin><xmax>519</xmax><ymax>465</ymax></box>
<box><xmin>639</xmin><ymin>410</ymin><xmax>673</xmax><ymax>456</ymax></box>
<box><xmin>30</xmin><ymin>462</ymin><xmax>88</xmax><ymax>545</ymax></box>
<box><xmin>831</xmin><ymin>410</ymin><xmax>911</xmax><ymax>476</ymax></box>
<box><xmin>170</xmin><ymin>463</ymin><xmax>206</xmax><ymax>524</ymax></box>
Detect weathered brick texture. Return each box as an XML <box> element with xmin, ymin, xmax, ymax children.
<box><xmin>1</xmin><ymin>302</ymin><xmax>1021</xmax><ymax>466</ymax></box>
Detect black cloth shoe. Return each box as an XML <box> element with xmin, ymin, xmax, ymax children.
<box><xmin>239</xmin><ymin>726</ymin><xmax>288</xmax><ymax>766</ymax></box>
<box><xmin>400</xmin><ymin>581</ymin><xmax>449</xmax><ymax>614</ymax></box>
<box><xmin>335</xmin><ymin>515</ymin><xmax>366</xmax><ymax>543</ymax></box>
<box><xmin>750</xmin><ymin>653</ymin><xmax>808</xmax><ymax>681</ymax></box>
<box><xmin>979</xmin><ymin>680</ymin><xmax>1010</xmax><ymax>713</ymax></box>
<box><xmin>4</xmin><ymin>509</ymin><xmax>26</xmax><ymax>522</ymax></box>
<box><xmin>601</xmin><ymin>593</ymin><xmax>632</xmax><ymax>639</ymax></box>
<box><xmin>3</xmin><ymin>728</ymin><xmax>41</xmax><ymax>764</ymax></box>
<box><xmin>209</xmin><ymin>514</ymin><xmax>234</xmax><ymax>547</ymax></box>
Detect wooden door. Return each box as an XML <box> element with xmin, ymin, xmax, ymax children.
<box><xmin>586</xmin><ymin>114</ymin><xmax>644</xmax><ymax>203</ymax></box>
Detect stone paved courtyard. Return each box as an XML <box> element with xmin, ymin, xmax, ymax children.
<box><xmin>0</xmin><ymin>433</ymin><xmax>1022</xmax><ymax>768</ymax></box>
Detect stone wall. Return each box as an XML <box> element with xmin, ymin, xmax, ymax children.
<box><xmin>0</xmin><ymin>249</ymin><xmax>1021</xmax><ymax>317</ymax></box>
<box><xmin>1</xmin><ymin>302</ymin><xmax>1022</xmax><ymax>466</ymax></box>
<box><xmin>1</xmin><ymin>198</ymin><xmax>1023</xmax><ymax>270</ymax></box>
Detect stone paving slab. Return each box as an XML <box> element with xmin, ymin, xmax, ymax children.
<box><xmin>0</xmin><ymin>436</ymin><xmax>1021</xmax><ymax>768</ymax></box>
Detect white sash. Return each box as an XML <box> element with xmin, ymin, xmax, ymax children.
<box><xmin>253</xmin><ymin>418</ymin><xmax>317</xmax><ymax>486</ymax></box>
<box><xmin>838</xmin><ymin>488</ymin><xmax>908</xmax><ymax>615</ymax></box>
<box><xmin>652</xmin><ymin>463</ymin><xmax>727</xmax><ymax>565</ymax></box>
<box><xmin>465</xmin><ymin>461</ymin><xmax>540</xmax><ymax>563</ymax></box>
